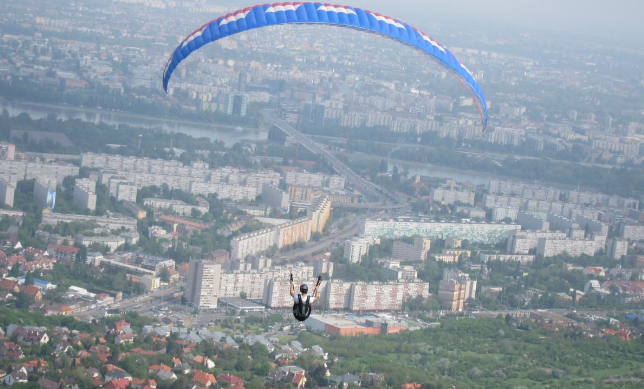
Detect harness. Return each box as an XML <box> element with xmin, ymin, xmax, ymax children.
<box><xmin>292</xmin><ymin>294</ymin><xmax>311</xmax><ymax>322</ymax></box>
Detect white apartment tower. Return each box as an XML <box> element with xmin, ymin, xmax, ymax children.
<box><xmin>186</xmin><ymin>259</ymin><xmax>221</xmax><ymax>309</ymax></box>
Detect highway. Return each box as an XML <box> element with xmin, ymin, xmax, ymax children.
<box><xmin>74</xmin><ymin>285</ymin><xmax>182</xmax><ymax>319</ymax></box>
<box><xmin>279</xmin><ymin>216</ymin><xmax>362</xmax><ymax>260</ymax></box>
<box><xmin>261</xmin><ymin>110</ymin><xmax>397</xmax><ymax>204</ymax></box>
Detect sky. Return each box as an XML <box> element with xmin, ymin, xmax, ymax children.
<box><xmin>228</xmin><ymin>0</ymin><xmax>644</xmax><ymax>45</ymax></box>
<box><xmin>346</xmin><ymin>0</ymin><xmax>644</xmax><ymax>41</ymax></box>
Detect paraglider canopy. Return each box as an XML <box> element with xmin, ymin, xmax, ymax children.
<box><xmin>163</xmin><ymin>2</ymin><xmax>489</xmax><ymax>131</ymax></box>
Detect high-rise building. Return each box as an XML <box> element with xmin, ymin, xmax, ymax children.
<box><xmin>312</xmin><ymin>253</ymin><xmax>333</xmax><ymax>277</ymax></box>
<box><xmin>0</xmin><ymin>178</ymin><xmax>15</xmax><ymax>208</ymax></box>
<box><xmin>606</xmin><ymin>239</ymin><xmax>628</xmax><ymax>260</ymax></box>
<box><xmin>308</xmin><ymin>196</ymin><xmax>332</xmax><ymax>234</ymax></box>
<box><xmin>34</xmin><ymin>179</ymin><xmax>57</xmax><ymax>210</ymax></box>
<box><xmin>363</xmin><ymin>219</ymin><xmax>519</xmax><ymax>244</ymax></box>
<box><xmin>116</xmin><ymin>182</ymin><xmax>138</xmax><ymax>203</ymax></box>
<box><xmin>438</xmin><ymin>269</ymin><xmax>476</xmax><ymax>312</ymax></box>
<box><xmin>392</xmin><ymin>237</ymin><xmax>430</xmax><ymax>262</ymax></box>
<box><xmin>0</xmin><ymin>143</ymin><xmax>15</xmax><ymax>160</ymax></box>
<box><xmin>536</xmin><ymin>238</ymin><xmax>597</xmax><ymax>258</ymax></box>
<box><xmin>275</xmin><ymin>218</ymin><xmax>311</xmax><ymax>248</ymax></box>
<box><xmin>73</xmin><ymin>178</ymin><xmax>97</xmax><ymax>212</ymax></box>
<box><xmin>429</xmin><ymin>187</ymin><xmax>475</xmax><ymax>205</ymax></box>
<box><xmin>344</xmin><ymin>236</ymin><xmax>379</xmax><ymax>263</ymax></box>
<box><xmin>231</xmin><ymin>228</ymin><xmax>276</xmax><ymax>260</ymax></box>
<box><xmin>227</xmin><ymin>94</ymin><xmax>248</xmax><ymax>116</ymax></box>
<box><xmin>382</xmin><ymin>261</ymin><xmax>417</xmax><ymax>281</ymax></box>
<box><xmin>261</xmin><ymin>183</ymin><xmax>290</xmax><ymax>212</ymax></box>
<box><xmin>186</xmin><ymin>259</ymin><xmax>221</xmax><ymax>309</ymax></box>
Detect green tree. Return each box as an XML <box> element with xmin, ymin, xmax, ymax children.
<box><xmin>24</xmin><ymin>272</ymin><xmax>35</xmax><ymax>285</ymax></box>
<box><xmin>160</xmin><ymin>268</ymin><xmax>170</xmax><ymax>283</ymax></box>
<box><xmin>8</xmin><ymin>263</ymin><xmax>20</xmax><ymax>277</ymax></box>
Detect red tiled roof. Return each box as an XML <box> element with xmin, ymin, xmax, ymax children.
<box><xmin>103</xmin><ymin>378</ymin><xmax>130</xmax><ymax>389</ymax></box>
<box><xmin>21</xmin><ymin>285</ymin><xmax>41</xmax><ymax>297</ymax></box>
<box><xmin>47</xmin><ymin>244</ymin><xmax>80</xmax><ymax>254</ymax></box>
<box><xmin>0</xmin><ymin>279</ymin><xmax>18</xmax><ymax>291</ymax></box>
<box><xmin>148</xmin><ymin>365</ymin><xmax>171</xmax><ymax>372</ymax></box>
<box><xmin>218</xmin><ymin>374</ymin><xmax>244</xmax><ymax>385</ymax></box>
<box><xmin>192</xmin><ymin>370</ymin><xmax>216</xmax><ymax>386</ymax></box>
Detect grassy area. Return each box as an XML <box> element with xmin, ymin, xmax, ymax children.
<box><xmin>295</xmin><ymin>317</ymin><xmax>644</xmax><ymax>389</ymax></box>
<box><xmin>275</xmin><ymin>334</ymin><xmax>298</xmax><ymax>344</ymax></box>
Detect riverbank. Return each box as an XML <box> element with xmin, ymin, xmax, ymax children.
<box><xmin>0</xmin><ymin>99</ymin><xmax>268</xmax><ymax>147</ymax></box>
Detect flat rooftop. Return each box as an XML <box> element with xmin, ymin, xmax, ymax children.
<box><xmin>219</xmin><ymin>297</ymin><xmax>265</xmax><ymax>311</ymax></box>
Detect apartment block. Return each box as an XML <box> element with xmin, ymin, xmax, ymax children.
<box><xmin>312</xmin><ymin>253</ymin><xmax>334</xmax><ymax>277</ymax></box>
<box><xmin>275</xmin><ymin>218</ymin><xmax>311</xmax><ymax>248</ymax></box>
<box><xmin>620</xmin><ymin>223</ymin><xmax>644</xmax><ymax>241</ymax></box>
<box><xmin>41</xmin><ymin>212</ymin><xmax>137</xmax><ymax>231</ymax></box>
<box><xmin>492</xmin><ymin>207</ymin><xmax>519</xmax><ymax>222</ymax></box>
<box><xmin>362</xmin><ymin>219</ymin><xmax>519</xmax><ymax>245</ymax></box>
<box><xmin>536</xmin><ymin>238</ymin><xmax>597</xmax><ymax>258</ymax></box>
<box><xmin>34</xmin><ymin>179</ymin><xmax>57</xmax><ymax>209</ymax></box>
<box><xmin>186</xmin><ymin>259</ymin><xmax>221</xmax><ymax>309</ymax></box>
<box><xmin>479</xmin><ymin>253</ymin><xmax>535</xmax><ymax>264</ymax></box>
<box><xmin>438</xmin><ymin>269</ymin><xmax>477</xmax><ymax>312</ymax></box>
<box><xmin>116</xmin><ymin>182</ymin><xmax>138</xmax><ymax>203</ymax></box>
<box><xmin>261</xmin><ymin>184</ymin><xmax>290</xmax><ymax>211</ymax></box>
<box><xmin>143</xmin><ymin>198</ymin><xmax>209</xmax><ymax>217</ymax></box>
<box><xmin>344</xmin><ymin>236</ymin><xmax>379</xmax><ymax>263</ymax></box>
<box><xmin>231</xmin><ymin>228</ymin><xmax>276</xmax><ymax>260</ymax></box>
<box><xmin>391</xmin><ymin>237</ymin><xmax>430</xmax><ymax>262</ymax></box>
<box><xmin>0</xmin><ymin>178</ymin><xmax>15</xmax><ymax>208</ymax></box>
<box><xmin>382</xmin><ymin>261</ymin><xmax>418</xmax><ymax>281</ymax></box>
<box><xmin>0</xmin><ymin>143</ymin><xmax>15</xmax><ymax>160</ymax></box>
<box><xmin>284</xmin><ymin>171</ymin><xmax>345</xmax><ymax>190</ymax></box>
<box><xmin>429</xmin><ymin>187</ymin><xmax>475</xmax><ymax>205</ymax></box>
<box><xmin>434</xmin><ymin>253</ymin><xmax>459</xmax><ymax>263</ymax></box>
<box><xmin>288</xmin><ymin>185</ymin><xmax>314</xmax><ymax>202</ymax></box>
<box><xmin>506</xmin><ymin>230</ymin><xmax>568</xmax><ymax>254</ymax></box>
<box><xmin>517</xmin><ymin>212</ymin><xmax>549</xmax><ymax>231</ymax></box>
<box><xmin>606</xmin><ymin>238</ymin><xmax>628</xmax><ymax>260</ymax></box>
<box><xmin>308</xmin><ymin>196</ymin><xmax>332</xmax><ymax>233</ymax></box>
<box><xmin>73</xmin><ymin>178</ymin><xmax>97</xmax><ymax>212</ymax></box>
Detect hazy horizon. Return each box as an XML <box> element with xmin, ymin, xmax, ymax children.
<box><xmin>227</xmin><ymin>0</ymin><xmax>644</xmax><ymax>46</ymax></box>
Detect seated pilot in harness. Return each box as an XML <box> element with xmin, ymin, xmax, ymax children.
<box><xmin>290</xmin><ymin>273</ymin><xmax>321</xmax><ymax>321</ymax></box>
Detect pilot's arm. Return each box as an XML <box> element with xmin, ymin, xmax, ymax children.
<box><xmin>289</xmin><ymin>273</ymin><xmax>295</xmax><ymax>298</ymax></box>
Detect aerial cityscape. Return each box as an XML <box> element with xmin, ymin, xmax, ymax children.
<box><xmin>1</xmin><ymin>0</ymin><xmax>644</xmax><ymax>388</ymax></box>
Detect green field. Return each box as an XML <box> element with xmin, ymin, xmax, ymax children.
<box><xmin>296</xmin><ymin>317</ymin><xmax>644</xmax><ymax>389</ymax></box>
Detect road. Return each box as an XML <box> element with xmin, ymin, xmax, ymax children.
<box><xmin>279</xmin><ymin>216</ymin><xmax>362</xmax><ymax>260</ymax></box>
<box><xmin>261</xmin><ymin>110</ymin><xmax>397</xmax><ymax>204</ymax></box>
<box><xmin>74</xmin><ymin>285</ymin><xmax>182</xmax><ymax>319</ymax></box>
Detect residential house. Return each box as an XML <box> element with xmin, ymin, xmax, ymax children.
<box><xmin>104</xmin><ymin>370</ymin><xmax>132</xmax><ymax>383</ymax></box>
<box><xmin>109</xmin><ymin>320</ymin><xmax>132</xmax><ymax>335</ymax></box>
<box><xmin>3</xmin><ymin>367</ymin><xmax>28</xmax><ymax>387</ymax></box>
<box><xmin>340</xmin><ymin>374</ymin><xmax>361</xmax><ymax>388</ymax></box>
<box><xmin>1</xmin><ymin>342</ymin><xmax>24</xmax><ymax>359</ymax></box>
<box><xmin>0</xmin><ymin>279</ymin><xmax>19</xmax><ymax>293</ymax></box>
<box><xmin>23</xmin><ymin>359</ymin><xmax>48</xmax><ymax>373</ymax></box>
<box><xmin>218</xmin><ymin>374</ymin><xmax>244</xmax><ymax>386</ymax></box>
<box><xmin>38</xmin><ymin>377</ymin><xmax>60</xmax><ymax>389</ymax></box>
<box><xmin>193</xmin><ymin>356</ymin><xmax>215</xmax><ymax>369</ymax></box>
<box><xmin>103</xmin><ymin>378</ymin><xmax>131</xmax><ymax>389</ymax></box>
<box><xmin>148</xmin><ymin>365</ymin><xmax>172</xmax><ymax>375</ymax></box>
<box><xmin>115</xmin><ymin>333</ymin><xmax>134</xmax><ymax>345</ymax></box>
<box><xmin>155</xmin><ymin>370</ymin><xmax>177</xmax><ymax>381</ymax></box>
<box><xmin>16</xmin><ymin>330</ymin><xmax>49</xmax><ymax>347</ymax></box>
<box><xmin>192</xmin><ymin>370</ymin><xmax>217</xmax><ymax>387</ymax></box>
<box><xmin>21</xmin><ymin>285</ymin><xmax>43</xmax><ymax>301</ymax></box>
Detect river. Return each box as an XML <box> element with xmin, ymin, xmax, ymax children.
<box><xmin>388</xmin><ymin>161</ymin><xmax>497</xmax><ymax>186</ymax></box>
<box><xmin>0</xmin><ymin>101</ymin><xmax>268</xmax><ymax>147</ymax></box>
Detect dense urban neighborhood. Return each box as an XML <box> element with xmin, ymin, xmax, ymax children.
<box><xmin>2</xmin><ymin>0</ymin><xmax>644</xmax><ymax>388</ymax></box>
